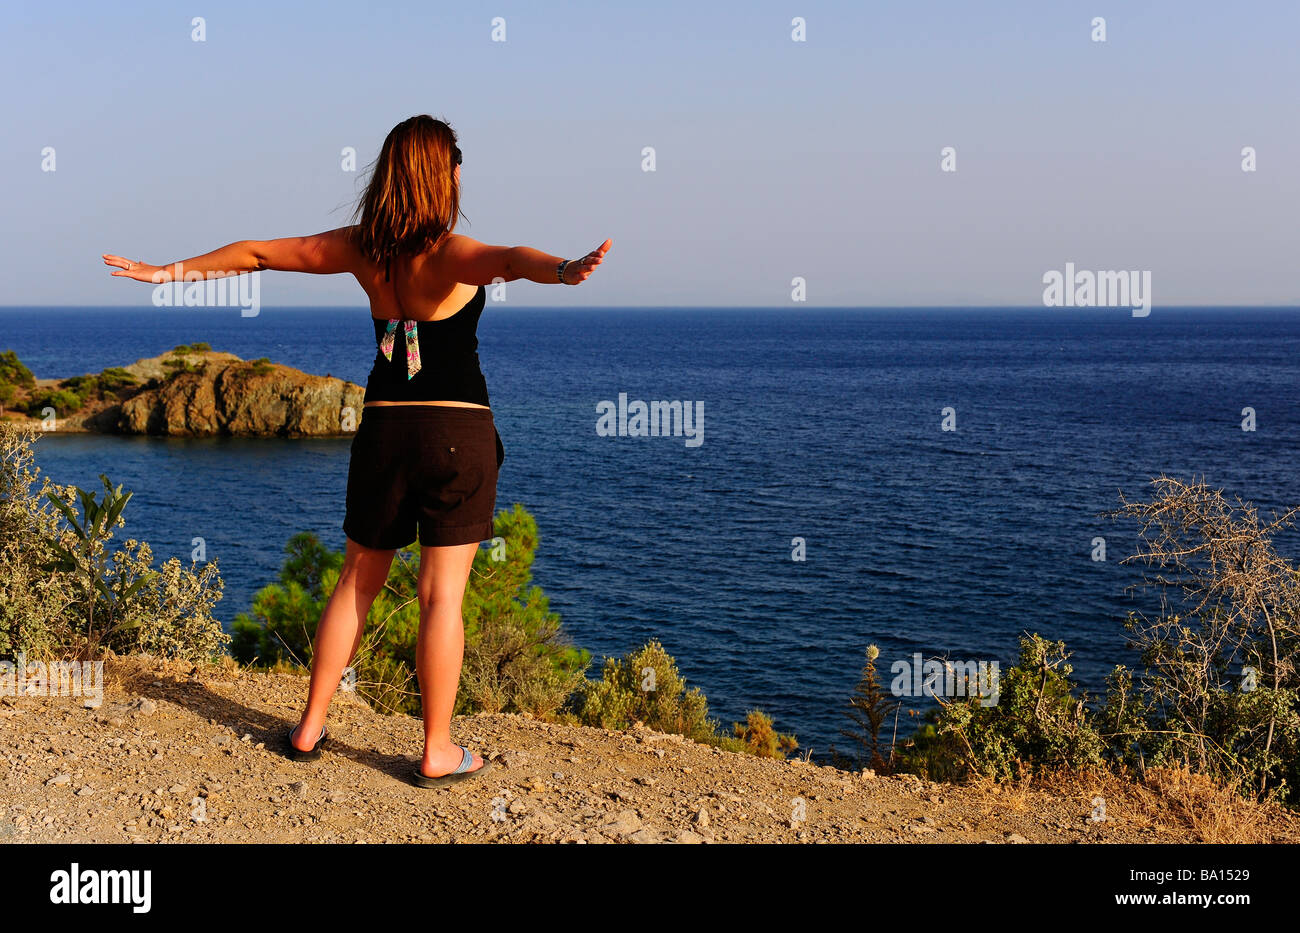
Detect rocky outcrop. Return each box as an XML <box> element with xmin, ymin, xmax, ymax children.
<box><xmin>114</xmin><ymin>362</ymin><xmax>362</xmax><ymax>437</ymax></box>
<box><xmin>66</xmin><ymin>350</ymin><xmax>363</xmax><ymax>437</ymax></box>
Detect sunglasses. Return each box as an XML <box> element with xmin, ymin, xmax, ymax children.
<box><xmin>453</xmin><ymin>145</ymin><xmax>462</xmax><ymax>166</ymax></box>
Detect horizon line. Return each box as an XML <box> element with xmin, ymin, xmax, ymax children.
<box><xmin>4</xmin><ymin>303</ymin><xmax>1300</xmax><ymax>312</ymax></box>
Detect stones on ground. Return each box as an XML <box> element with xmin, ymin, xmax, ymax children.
<box><xmin>5</xmin><ymin>657</ymin><xmax>1230</xmax><ymax>846</ymax></box>
<box><xmin>599</xmin><ymin>809</ymin><xmax>642</xmax><ymax>837</ymax></box>
<box><xmin>135</xmin><ymin>698</ymin><xmax>158</xmax><ymax>716</ymax></box>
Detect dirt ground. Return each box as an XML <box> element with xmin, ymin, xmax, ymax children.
<box><xmin>3</xmin><ymin>657</ymin><xmax>1297</xmax><ymax>844</ymax></box>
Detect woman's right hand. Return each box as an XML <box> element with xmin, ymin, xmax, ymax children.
<box><xmin>103</xmin><ymin>254</ymin><xmax>165</xmax><ymax>282</ymax></box>
<box><xmin>562</xmin><ymin>239</ymin><xmax>612</xmax><ymax>284</ymax></box>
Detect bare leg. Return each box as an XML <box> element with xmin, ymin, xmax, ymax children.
<box><xmin>414</xmin><ymin>541</ymin><xmax>485</xmax><ymax>777</ymax></box>
<box><xmin>292</xmin><ymin>537</ymin><xmax>395</xmax><ymax>752</ymax></box>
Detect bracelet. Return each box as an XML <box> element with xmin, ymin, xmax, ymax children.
<box><xmin>557</xmin><ymin>260</ymin><xmax>569</xmax><ymax>283</ymax></box>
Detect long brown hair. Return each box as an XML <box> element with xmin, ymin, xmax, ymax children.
<box><xmin>350</xmin><ymin>115</ymin><xmax>464</xmax><ymax>279</ymax></box>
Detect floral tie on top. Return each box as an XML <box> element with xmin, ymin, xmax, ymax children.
<box><xmin>379</xmin><ymin>318</ymin><xmax>422</xmax><ymax>380</ymax></box>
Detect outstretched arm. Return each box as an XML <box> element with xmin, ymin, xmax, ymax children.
<box><xmin>103</xmin><ymin>226</ymin><xmax>361</xmax><ymax>283</ymax></box>
<box><xmin>440</xmin><ymin>235</ymin><xmax>611</xmax><ymax>285</ymax></box>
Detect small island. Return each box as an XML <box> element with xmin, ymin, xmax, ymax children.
<box><xmin>0</xmin><ymin>346</ymin><xmax>363</xmax><ymax>437</ymax></box>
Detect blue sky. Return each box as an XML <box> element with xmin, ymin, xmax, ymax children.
<box><xmin>2</xmin><ymin>0</ymin><xmax>1297</xmax><ymax>307</ymax></box>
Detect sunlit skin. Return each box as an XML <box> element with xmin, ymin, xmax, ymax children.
<box><xmin>105</xmin><ymin>166</ymin><xmax>611</xmax><ymax>777</ymax></box>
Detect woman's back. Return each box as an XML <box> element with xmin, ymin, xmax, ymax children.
<box><xmin>356</xmin><ymin>242</ymin><xmax>479</xmax><ymax>322</ymax></box>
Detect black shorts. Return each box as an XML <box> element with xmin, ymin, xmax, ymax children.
<box><xmin>343</xmin><ymin>405</ymin><xmax>504</xmax><ymax>549</ymax></box>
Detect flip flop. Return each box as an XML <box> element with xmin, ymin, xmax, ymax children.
<box><xmin>285</xmin><ymin>724</ymin><xmax>328</xmax><ymax>762</ymax></box>
<box><xmin>411</xmin><ymin>745</ymin><xmax>493</xmax><ymax>788</ymax></box>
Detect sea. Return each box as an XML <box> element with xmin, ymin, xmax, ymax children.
<box><xmin>4</xmin><ymin>305</ymin><xmax>1300</xmax><ymax>758</ymax></box>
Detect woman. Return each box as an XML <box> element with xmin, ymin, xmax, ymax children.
<box><xmin>104</xmin><ymin>114</ymin><xmax>611</xmax><ymax>787</ymax></box>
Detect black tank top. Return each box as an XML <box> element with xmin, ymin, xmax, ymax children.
<box><xmin>363</xmin><ymin>283</ymin><xmax>490</xmax><ymax>406</ymax></box>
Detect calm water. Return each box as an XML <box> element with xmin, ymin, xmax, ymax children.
<box><xmin>4</xmin><ymin>305</ymin><xmax>1300</xmax><ymax>756</ymax></box>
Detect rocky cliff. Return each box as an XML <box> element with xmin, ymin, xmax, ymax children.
<box><xmin>26</xmin><ymin>348</ymin><xmax>363</xmax><ymax>437</ymax></box>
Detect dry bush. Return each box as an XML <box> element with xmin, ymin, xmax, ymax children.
<box><xmin>1108</xmin><ymin>475</ymin><xmax>1300</xmax><ymax>801</ymax></box>
<box><xmin>1036</xmin><ymin>765</ymin><xmax>1296</xmax><ymax>844</ymax></box>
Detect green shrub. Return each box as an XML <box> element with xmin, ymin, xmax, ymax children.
<box><xmin>0</xmin><ymin>424</ymin><xmax>72</xmax><ymax>660</ymax></box>
<box><xmin>0</xmin><ymin>351</ymin><xmax>35</xmax><ymax>407</ymax></box>
<box><xmin>25</xmin><ymin>388</ymin><xmax>84</xmax><ymax>417</ymax></box>
<box><xmin>59</xmin><ymin>375</ymin><xmax>95</xmax><ymax>396</ymax></box>
<box><xmin>893</xmin><ymin>634</ymin><xmax>1105</xmax><ymax>782</ymax></box>
<box><xmin>0</xmin><ymin>424</ymin><xmax>226</xmax><ymax>662</ymax></box>
<box><xmin>21</xmin><ymin>367</ymin><xmax>141</xmax><ymax>417</ymax></box>
<box><xmin>162</xmin><ymin>357</ymin><xmax>206</xmax><ymax>377</ymax></box>
<box><xmin>573</xmin><ymin>638</ymin><xmax>762</xmax><ymax>753</ymax></box>
<box><xmin>574</xmin><ymin>639</ymin><xmax>710</xmax><ymax>737</ymax></box>
<box><xmin>97</xmin><ymin>368</ymin><xmax>138</xmax><ymax>393</ymax></box>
